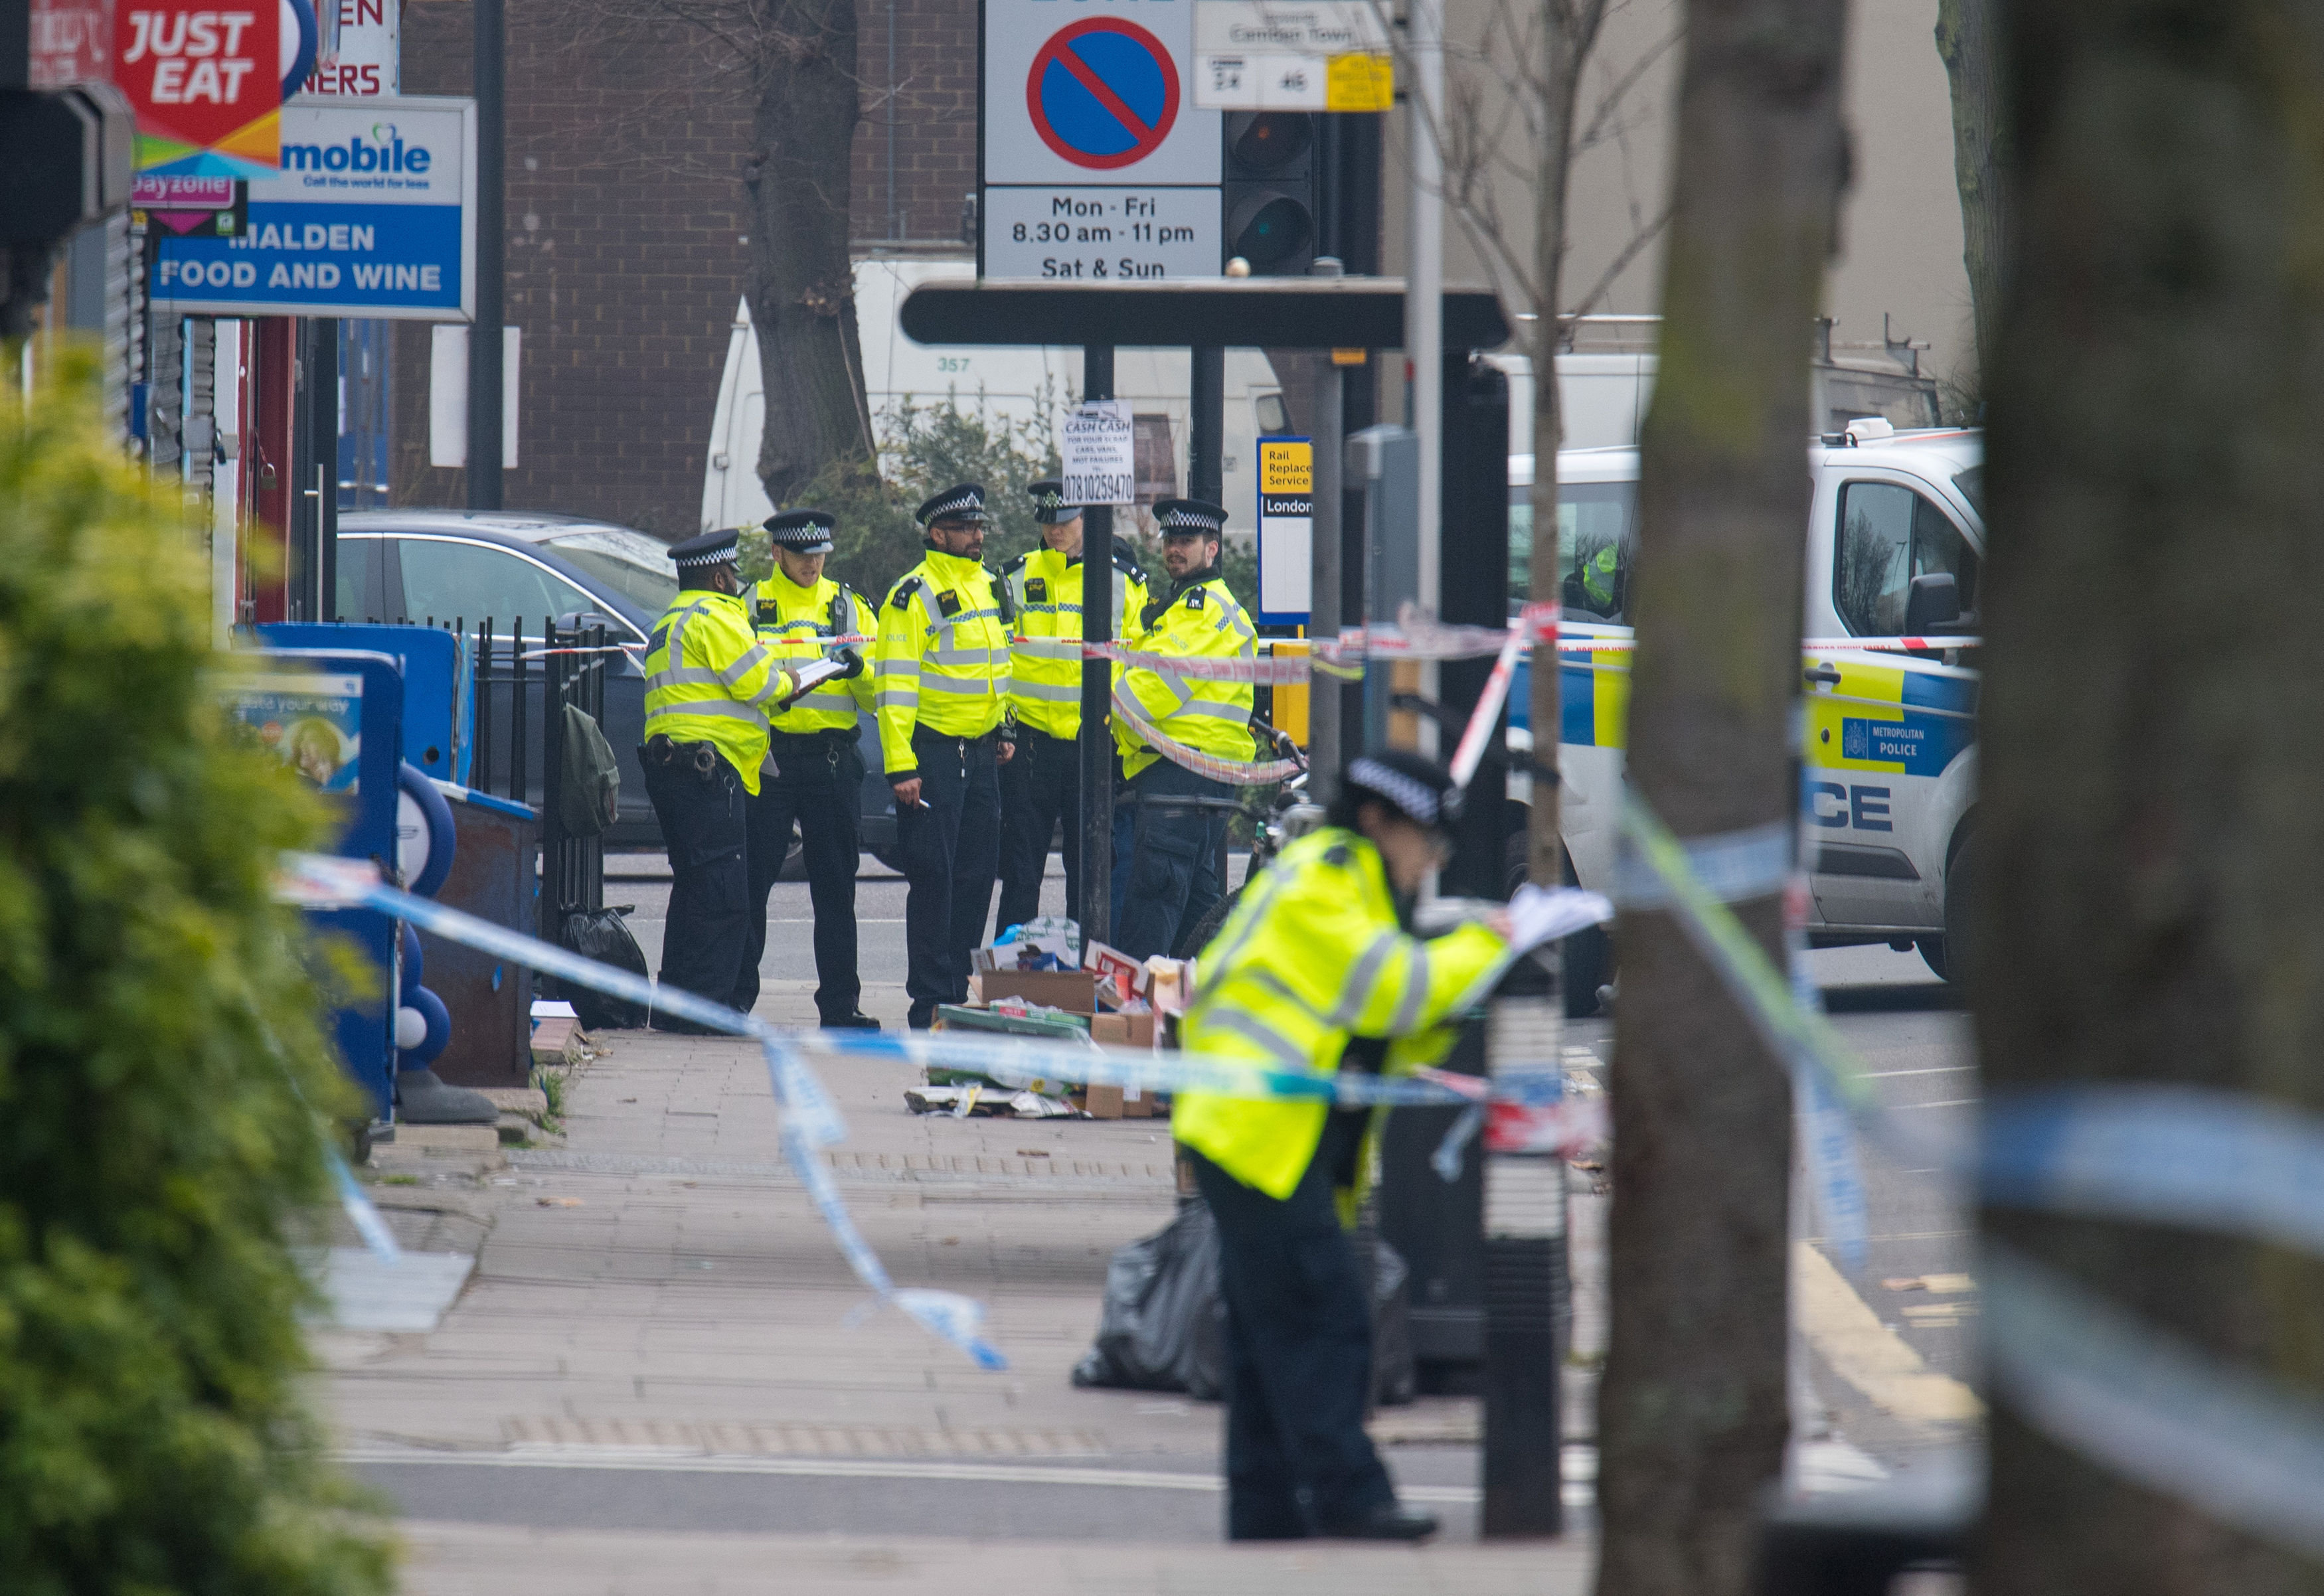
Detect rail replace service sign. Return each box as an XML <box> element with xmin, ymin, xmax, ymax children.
<box><xmin>1255</xmin><ymin>434</ymin><xmax>1312</xmax><ymax>622</ymax></box>
<box><xmin>150</xmin><ymin>94</ymin><xmax>476</xmax><ymax>320</ymax></box>
<box><xmin>981</xmin><ymin>0</ymin><xmax>1222</xmax><ymax>280</ymax></box>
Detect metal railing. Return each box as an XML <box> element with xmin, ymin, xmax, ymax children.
<box><xmin>463</xmin><ymin>616</ymin><xmax>610</xmax><ymax>930</ymax></box>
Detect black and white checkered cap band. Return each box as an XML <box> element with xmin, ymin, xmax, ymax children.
<box><xmin>674</xmin><ymin>540</ymin><xmax>739</xmax><ymax>568</ymax></box>
<box><xmin>1347</xmin><ymin>758</ymin><xmax>1457</xmax><ymax>827</ymax></box>
<box><xmin>1160</xmin><ymin>507</ymin><xmax>1226</xmax><ymax>534</ymax></box>
<box><xmin>922</xmin><ymin>487</ymin><xmax>983</xmax><ymax>522</ymax></box>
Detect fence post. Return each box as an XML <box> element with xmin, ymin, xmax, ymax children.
<box><xmin>542</xmin><ymin>618</ymin><xmax>569</xmax><ymax>931</ymax></box>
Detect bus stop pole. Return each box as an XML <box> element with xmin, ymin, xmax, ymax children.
<box><xmin>1078</xmin><ymin>344</ymin><xmax>1116</xmax><ymax>947</ymax></box>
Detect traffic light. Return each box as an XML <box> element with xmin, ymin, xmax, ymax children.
<box><xmin>1222</xmin><ymin>113</ymin><xmax>1317</xmax><ymax>276</ymax></box>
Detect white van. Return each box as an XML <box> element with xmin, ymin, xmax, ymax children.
<box><xmin>1513</xmin><ymin>421</ymin><xmax>1985</xmax><ymax>1006</ymax></box>
<box><xmin>701</xmin><ymin>258</ymin><xmax>1284</xmax><ymax>537</ymax></box>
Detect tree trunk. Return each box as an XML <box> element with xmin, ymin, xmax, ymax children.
<box><xmin>1934</xmin><ymin>0</ymin><xmax>2006</xmax><ymax>386</ymax></box>
<box><xmin>1976</xmin><ymin>4</ymin><xmax>2324</xmax><ymax>1591</ymax></box>
<box><xmin>1523</xmin><ymin>3</ymin><xmax>1601</xmax><ymax>889</ymax></box>
<box><xmin>1593</xmin><ymin>0</ymin><xmax>1847</xmax><ymax>1591</ymax></box>
<box><xmin>746</xmin><ymin>0</ymin><xmax>874</xmax><ymax>506</ymax></box>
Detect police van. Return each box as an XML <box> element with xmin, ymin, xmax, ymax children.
<box><xmin>1512</xmin><ymin>420</ymin><xmax>1984</xmax><ymax>1010</ymax></box>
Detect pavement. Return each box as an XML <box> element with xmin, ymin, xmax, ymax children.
<box><xmin>327</xmin><ymin>856</ymin><xmax>1979</xmax><ymax>1593</ymax></box>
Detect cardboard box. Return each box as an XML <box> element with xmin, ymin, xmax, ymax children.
<box><xmin>1083</xmin><ymin>1084</ymin><xmax>1125</xmax><ymax>1119</ymax></box>
<box><xmin>973</xmin><ymin>969</ymin><xmax>1098</xmax><ymax>1013</ymax></box>
<box><xmin>1088</xmin><ymin>1012</ymin><xmax>1157</xmax><ymax>1048</ymax></box>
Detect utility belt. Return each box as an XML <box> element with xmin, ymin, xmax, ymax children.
<box><xmin>911</xmin><ymin>725</ymin><xmax>1005</xmax><ymax>752</ymax></box>
<box><xmin>641</xmin><ymin>734</ymin><xmax>725</xmax><ymax>783</ymax></box>
<box><xmin>768</xmin><ymin>727</ymin><xmax>859</xmax><ymax>752</ymax></box>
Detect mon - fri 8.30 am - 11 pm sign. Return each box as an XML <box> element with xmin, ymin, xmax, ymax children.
<box><xmin>982</xmin><ymin>0</ymin><xmax>1222</xmax><ymax>280</ymax></box>
<box><xmin>151</xmin><ymin>95</ymin><xmax>477</xmax><ymax>321</ymax></box>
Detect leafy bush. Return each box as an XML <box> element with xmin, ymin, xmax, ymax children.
<box><xmin>0</xmin><ymin>352</ymin><xmax>394</xmax><ymax>1592</ymax></box>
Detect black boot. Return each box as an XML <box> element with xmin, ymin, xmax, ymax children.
<box><xmin>1320</xmin><ymin>1502</ymin><xmax>1439</xmax><ymax>1542</ymax></box>
<box><xmin>822</xmin><ymin>1012</ymin><xmax>881</xmax><ymax>1030</ymax></box>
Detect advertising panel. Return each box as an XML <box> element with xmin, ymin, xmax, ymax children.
<box><xmin>149</xmin><ymin>92</ymin><xmax>475</xmax><ymax>319</ymax></box>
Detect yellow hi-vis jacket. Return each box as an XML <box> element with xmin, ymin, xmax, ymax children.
<box><xmin>643</xmin><ymin>590</ymin><xmax>801</xmax><ymax>795</ymax></box>
<box><xmin>1114</xmin><ymin>571</ymin><xmax>1256</xmax><ymax>779</ymax></box>
<box><xmin>872</xmin><ymin>546</ymin><xmax>1012</xmax><ymax>777</ymax></box>
<box><xmin>751</xmin><ymin>568</ymin><xmax>876</xmax><ymax>736</ymax></box>
<box><xmin>1002</xmin><ymin>542</ymin><xmax>1148</xmax><ymax>739</ymax></box>
<box><xmin>1172</xmin><ymin>828</ymin><xmax>1511</xmax><ymax>1204</ymax></box>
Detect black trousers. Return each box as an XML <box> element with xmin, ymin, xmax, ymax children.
<box><xmin>741</xmin><ymin>732</ymin><xmax>865</xmax><ymax>1022</ymax></box>
<box><xmin>1189</xmin><ymin>1143</ymin><xmax>1397</xmax><ymax>1540</ymax></box>
<box><xmin>1112</xmin><ymin>760</ymin><xmax>1232</xmax><ymax>961</ymax></box>
<box><xmin>996</xmin><ymin>728</ymin><xmax>1080</xmax><ymax>939</ymax></box>
<box><xmin>898</xmin><ymin>726</ymin><xmax>1001</xmax><ymax>1026</ymax></box>
<box><xmin>641</xmin><ymin>752</ymin><xmax>752</xmax><ymax>1026</ymax></box>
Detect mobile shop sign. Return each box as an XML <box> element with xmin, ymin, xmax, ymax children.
<box><xmin>151</xmin><ymin>94</ymin><xmax>476</xmax><ymax>320</ymax></box>
<box><xmin>982</xmin><ymin>0</ymin><xmax>1222</xmax><ymax>280</ymax></box>
<box><xmin>1061</xmin><ymin>399</ymin><xmax>1137</xmax><ymax>506</ymax></box>
<box><xmin>1255</xmin><ymin>434</ymin><xmax>1311</xmax><ymax>623</ymax></box>
<box><xmin>114</xmin><ymin>0</ymin><xmax>317</xmax><ymax>177</ymax></box>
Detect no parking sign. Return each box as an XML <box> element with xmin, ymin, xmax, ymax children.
<box><xmin>981</xmin><ymin>0</ymin><xmax>1222</xmax><ymax>281</ymax></box>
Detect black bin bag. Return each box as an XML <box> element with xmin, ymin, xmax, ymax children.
<box><xmin>558</xmin><ymin>904</ymin><xmax>649</xmax><ymax>1030</ymax></box>
<box><xmin>1072</xmin><ymin>1198</ymin><xmax>1416</xmax><ymax>1406</ymax></box>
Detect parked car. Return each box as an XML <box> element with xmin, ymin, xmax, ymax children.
<box><xmin>335</xmin><ymin>510</ymin><xmax>900</xmax><ymax>868</ymax></box>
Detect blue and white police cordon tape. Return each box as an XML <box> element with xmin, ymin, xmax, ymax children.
<box><xmin>1614</xmin><ymin>790</ymin><xmax>2324</xmax><ymax>1557</ymax></box>
<box><xmin>278</xmin><ymin>852</ymin><xmax>1612</xmax><ymax>1371</ymax></box>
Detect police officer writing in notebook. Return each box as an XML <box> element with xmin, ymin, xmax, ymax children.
<box><xmin>874</xmin><ymin>484</ymin><xmax>1015</xmax><ymax>1029</ymax></box>
<box><xmin>995</xmin><ymin>479</ymin><xmax>1148</xmax><ymax>938</ymax></box>
<box><xmin>738</xmin><ymin>509</ymin><xmax>880</xmax><ymax>1029</ymax></box>
<box><xmin>639</xmin><ymin>526</ymin><xmax>807</xmax><ymax>1030</ymax></box>
<box><xmin>1110</xmin><ymin>497</ymin><xmax>1258</xmax><ymax>959</ymax></box>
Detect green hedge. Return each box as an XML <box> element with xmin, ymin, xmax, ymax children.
<box><xmin>0</xmin><ymin>353</ymin><xmax>394</xmax><ymax>1593</ymax></box>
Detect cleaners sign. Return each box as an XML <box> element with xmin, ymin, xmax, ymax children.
<box><xmin>151</xmin><ymin>94</ymin><xmax>477</xmax><ymax>320</ymax></box>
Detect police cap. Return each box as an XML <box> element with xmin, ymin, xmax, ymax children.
<box><xmin>916</xmin><ymin>483</ymin><xmax>989</xmax><ymax>526</ymax></box>
<box><xmin>670</xmin><ymin>526</ymin><xmax>742</xmax><ymax>570</ymax></box>
<box><xmin>766</xmin><ymin>509</ymin><xmax>837</xmax><ymax>554</ymax></box>
<box><xmin>1343</xmin><ymin>752</ymin><xmax>1463</xmax><ymax>829</ymax></box>
<box><xmin>1028</xmin><ymin>479</ymin><xmax>1082</xmax><ymax>524</ymax></box>
<box><xmin>1155</xmin><ymin>497</ymin><xmax>1228</xmax><ymax>539</ymax></box>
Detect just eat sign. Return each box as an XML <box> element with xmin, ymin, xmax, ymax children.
<box><xmin>114</xmin><ymin>4</ymin><xmax>284</xmax><ymax>176</ymax></box>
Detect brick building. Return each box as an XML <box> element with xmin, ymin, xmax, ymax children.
<box><xmin>388</xmin><ymin>0</ymin><xmax>977</xmax><ymax>536</ymax></box>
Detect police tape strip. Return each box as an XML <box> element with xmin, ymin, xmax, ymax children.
<box><xmin>279</xmin><ymin>853</ymin><xmax>1007</xmax><ymax>1369</ymax></box>
<box><xmin>277</xmin><ymin>854</ymin><xmax>1614</xmax><ymax>1366</ymax></box>
<box><xmin>1074</xmin><ymin>631</ymin><xmax>1981</xmax><ymax>686</ymax></box>
<box><xmin>1110</xmin><ymin>688</ymin><xmax>1307</xmax><ymax>785</ymax></box>
<box><xmin>1616</xmin><ymin>789</ymin><xmax>2324</xmax><ymax>1553</ymax></box>
<box><xmin>1448</xmin><ymin>606</ymin><xmax>1554</xmax><ymax>791</ymax></box>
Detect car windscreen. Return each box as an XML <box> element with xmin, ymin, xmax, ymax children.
<box><xmin>1508</xmin><ymin>479</ymin><xmax>1639</xmax><ymax>623</ymax></box>
<box><xmin>542</xmin><ymin>528</ymin><xmax>681</xmax><ymax>615</ymax></box>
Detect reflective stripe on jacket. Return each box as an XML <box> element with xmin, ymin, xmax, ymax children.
<box><xmin>872</xmin><ymin>547</ymin><xmax>1012</xmax><ymax>775</ymax></box>
<box><xmin>1113</xmin><ymin>573</ymin><xmax>1256</xmax><ymax>779</ymax></box>
<box><xmin>1003</xmin><ymin>544</ymin><xmax>1148</xmax><ymax>739</ymax></box>
<box><xmin>643</xmin><ymin>590</ymin><xmax>799</xmax><ymax>795</ymax></box>
<box><xmin>751</xmin><ymin>570</ymin><xmax>876</xmax><ymax>735</ymax></box>
<box><xmin>1171</xmin><ymin>828</ymin><xmax>1511</xmax><ymax>1202</ymax></box>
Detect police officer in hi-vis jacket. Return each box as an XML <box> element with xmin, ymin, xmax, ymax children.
<box><xmin>995</xmin><ymin>479</ymin><xmax>1148</xmax><ymax>938</ymax></box>
<box><xmin>740</xmin><ymin>509</ymin><xmax>879</xmax><ymax>1029</ymax></box>
<box><xmin>639</xmin><ymin>526</ymin><xmax>805</xmax><ymax>1029</ymax></box>
<box><xmin>872</xmin><ymin>484</ymin><xmax>1016</xmax><ymax>1028</ymax></box>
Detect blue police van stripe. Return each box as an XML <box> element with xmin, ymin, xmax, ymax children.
<box><xmin>1902</xmin><ymin>671</ymin><xmax>1979</xmax><ymax>716</ymax></box>
<box><xmin>1561</xmin><ymin>659</ymin><xmax>1596</xmax><ymax>746</ymax></box>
